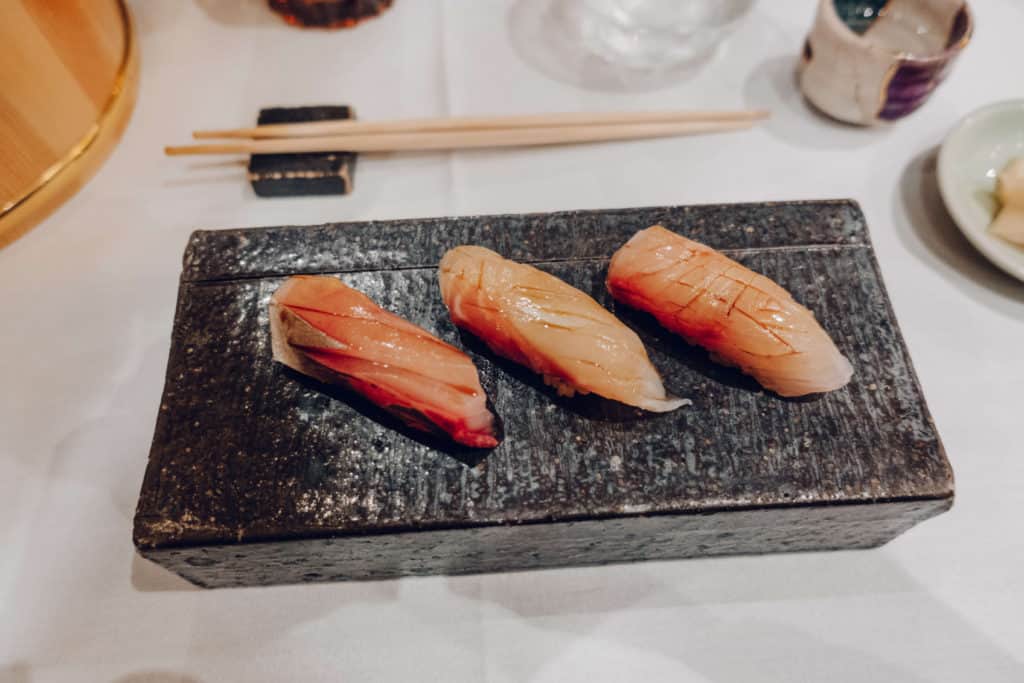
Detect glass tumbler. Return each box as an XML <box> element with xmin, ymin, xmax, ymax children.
<box><xmin>570</xmin><ymin>0</ymin><xmax>755</xmax><ymax>71</ymax></box>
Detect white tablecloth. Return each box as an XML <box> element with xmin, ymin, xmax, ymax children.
<box><xmin>2</xmin><ymin>1</ymin><xmax>1022</xmax><ymax>681</ymax></box>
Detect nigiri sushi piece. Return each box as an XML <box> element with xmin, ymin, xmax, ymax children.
<box><xmin>438</xmin><ymin>246</ymin><xmax>686</xmax><ymax>413</ymax></box>
<box><xmin>270</xmin><ymin>275</ymin><xmax>500</xmax><ymax>448</ymax></box>
<box><xmin>606</xmin><ymin>226</ymin><xmax>853</xmax><ymax>397</ymax></box>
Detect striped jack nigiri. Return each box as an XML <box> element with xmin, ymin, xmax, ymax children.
<box><xmin>606</xmin><ymin>226</ymin><xmax>853</xmax><ymax>397</ymax></box>
<box><xmin>270</xmin><ymin>275</ymin><xmax>500</xmax><ymax>448</ymax></box>
<box><xmin>438</xmin><ymin>246</ymin><xmax>686</xmax><ymax>413</ymax></box>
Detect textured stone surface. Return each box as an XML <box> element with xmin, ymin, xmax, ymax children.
<box><xmin>159</xmin><ymin>501</ymin><xmax>945</xmax><ymax>588</ymax></box>
<box><xmin>134</xmin><ymin>200</ymin><xmax>953</xmax><ymax>587</ymax></box>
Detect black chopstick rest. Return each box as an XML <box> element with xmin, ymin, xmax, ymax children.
<box><xmin>248</xmin><ymin>105</ymin><xmax>357</xmax><ymax>197</ymax></box>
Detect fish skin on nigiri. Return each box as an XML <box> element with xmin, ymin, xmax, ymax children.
<box><xmin>438</xmin><ymin>246</ymin><xmax>686</xmax><ymax>413</ymax></box>
<box><xmin>269</xmin><ymin>275</ymin><xmax>500</xmax><ymax>448</ymax></box>
<box><xmin>606</xmin><ymin>226</ymin><xmax>853</xmax><ymax>397</ymax></box>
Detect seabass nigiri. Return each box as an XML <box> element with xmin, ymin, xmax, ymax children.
<box><xmin>439</xmin><ymin>246</ymin><xmax>685</xmax><ymax>412</ymax></box>
<box><xmin>606</xmin><ymin>226</ymin><xmax>853</xmax><ymax>397</ymax></box>
<box><xmin>270</xmin><ymin>275</ymin><xmax>500</xmax><ymax>448</ymax></box>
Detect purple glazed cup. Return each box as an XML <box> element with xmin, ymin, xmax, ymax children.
<box><xmin>798</xmin><ymin>0</ymin><xmax>973</xmax><ymax>125</ymax></box>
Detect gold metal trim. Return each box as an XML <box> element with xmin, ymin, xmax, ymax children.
<box><xmin>0</xmin><ymin>0</ymin><xmax>135</xmax><ymax>221</ymax></box>
<box><xmin>948</xmin><ymin>3</ymin><xmax>973</xmax><ymax>52</ymax></box>
<box><xmin>875</xmin><ymin>60</ymin><xmax>899</xmax><ymax>118</ymax></box>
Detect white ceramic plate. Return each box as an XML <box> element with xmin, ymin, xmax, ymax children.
<box><xmin>937</xmin><ymin>100</ymin><xmax>1024</xmax><ymax>283</ymax></box>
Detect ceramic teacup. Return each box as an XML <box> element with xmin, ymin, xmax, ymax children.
<box><xmin>798</xmin><ymin>0</ymin><xmax>973</xmax><ymax>125</ymax></box>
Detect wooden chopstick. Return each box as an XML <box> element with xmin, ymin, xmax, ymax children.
<box><xmin>192</xmin><ymin>109</ymin><xmax>769</xmax><ymax>140</ymax></box>
<box><xmin>166</xmin><ymin>119</ymin><xmax>760</xmax><ymax>156</ymax></box>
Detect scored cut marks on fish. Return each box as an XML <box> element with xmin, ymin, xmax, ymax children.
<box><xmin>607</xmin><ymin>225</ymin><xmax>853</xmax><ymax>397</ymax></box>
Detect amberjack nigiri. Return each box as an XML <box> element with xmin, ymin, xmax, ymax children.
<box><xmin>439</xmin><ymin>246</ymin><xmax>685</xmax><ymax>413</ymax></box>
<box><xmin>270</xmin><ymin>275</ymin><xmax>500</xmax><ymax>448</ymax></box>
<box><xmin>606</xmin><ymin>226</ymin><xmax>853</xmax><ymax>397</ymax></box>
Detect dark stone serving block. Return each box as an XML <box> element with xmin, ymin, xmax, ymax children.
<box><xmin>134</xmin><ymin>200</ymin><xmax>953</xmax><ymax>588</ymax></box>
